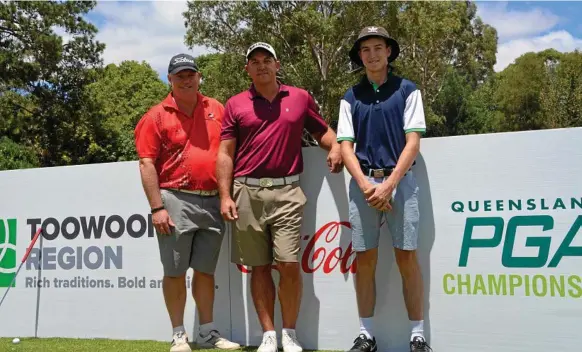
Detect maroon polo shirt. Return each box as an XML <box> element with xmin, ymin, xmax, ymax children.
<box><xmin>221</xmin><ymin>84</ymin><xmax>329</xmax><ymax>178</ymax></box>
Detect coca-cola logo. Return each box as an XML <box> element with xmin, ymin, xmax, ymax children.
<box><xmin>236</xmin><ymin>221</ymin><xmax>357</xmax><ymax>274</ymax></box>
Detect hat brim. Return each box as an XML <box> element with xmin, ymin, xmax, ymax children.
<box><xmin>349</xmin><ymin>35</ymin><xmax>400</xmax><ymax>67</ymax></box>
<box><xmin>169</xmin><ymin>66</ymin><xmax>198</xmax><ymax>75</ymax></box>
<box><xmin>246</xmin><ymin>47</ymin><xmax>277</xmax><ymax>61</ymax></box>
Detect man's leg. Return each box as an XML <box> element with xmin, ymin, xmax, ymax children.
<box><xmin>347</xmin><ymin>177</ymin><xmax>381</xmax><ymax>352</ymax></box>
<box><xmin>189</xmin><ymin>196</ymin><xmax>240</xmax><ymax>350</ymax></box>
<box><xmin>355</xmin><ymin>248</ymin><xmax>378</xmax><ymax>335</ymax></box>
<box><xmin>162</xmin><ymin>274</ymin><xmax>188</xmax><ymax>331</ymax></box>
<box><xmin>247</xmin><ymin>262</ymin><xmax>279</xmax><ymax>352</ymax></box>
<box><xmin>155</xmin><ymin>190</ymin><xmax>196</xmax><ymax>352</ymax></box>
<box><xmin>394</xmin><ymin>249</ymin><xmax>424</xmax><ymax>334</ymax></box>
<box><xmin>269</xmin><ymin>183</ymin><xmax>306</xmax><ymax>352</ymax></box>
<box><xmin>191</xmin><ymin>264</ymin><xmax>240</xmax><ymax>349</ymax></box>
<box><xmin>231</xmin><ymin>181</ymin><xmax>278</xmax><ymax>352</ymax></box>
<box><xmin>386</xmin><ymin>172</ymin><xmax>431</xmax><ymax>351</ymax></box>
<box><xmin>394</xmin><ymin>250</ymin><xmax>429</xmax><ymax>352</ymax></box>
<box><xmin>190</xmin><ymin>229</ymin><xmax>219</xmax><ymax>334</ymax></box>
<box><xmin>251</xmin><ymin>264</ymin><xmax>277</xmax><ymax>332</ymax></box>
<box><xmin>157</xmin><ymin>228</ymin><xmax>195</xmax><ymax>352</ymax></box>
<box><xmin>191</xmin><ymin>270</ymin><xmax>214</xmax><ymax>325</ymax></box>
<box><xmin>276</xmin><ymin>262</ymin><xmax>301</xmax><ymax>330</ymax></box>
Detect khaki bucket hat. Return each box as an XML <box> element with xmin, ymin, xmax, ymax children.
<box><xmin>349</xmin><ymin>26</ymin><xmax>400</xmax><ymax>67</ymax></box>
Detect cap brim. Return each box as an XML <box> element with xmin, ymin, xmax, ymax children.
<box><xmin>169</xmin><ymin>66</ymin><xmax>198</xmax><ymax>75</ymax></box>
<box><xmin>246</xmin><ymin>47</ymin><xmax>277</xmax><ymax>60</ymax></box>
<box><xmin>349</xmin><ymin>36</ymin><xmax>400</xmax><ymax>67</ymax></box>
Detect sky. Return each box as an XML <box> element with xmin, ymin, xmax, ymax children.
<box><xmin>81</xmin><ymin>0</ymin><xmax>582</xmax><ymax>80</ymax></box>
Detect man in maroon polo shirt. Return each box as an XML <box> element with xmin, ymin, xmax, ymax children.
<box><xmin>217</xmin><ymin>42</ymin><xmax>343</xmax><ymax>352</ymax></box>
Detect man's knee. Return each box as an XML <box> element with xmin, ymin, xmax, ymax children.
<box><xmin>163</xmin><ymin>273</ymin><xmax>186</xmax><ymax>283</ymax></box>
<box><xmin>394</xmin><ymin>248</ymin><xmax>419</xmax><ymax>275</ymax></box>
<box><xmin>276</xmin><ymin>262</ymin><xmax>300</xmax><ymax>281</ymax></box>
<box><xmin>251</xmin><ymin>264</ymin><xmax>273</xmax><ymax>277</ymax></box>
<box><xmin>162</xmin><ymin>262</ymin><xmax>190</xmax><ymax>278</ymax></box>
<box><xmin>193</xmin><ymin>270</ymin><xmax>214</xmax><ymax>280</ymax></box>
<box><xmin>356</xmin><ymin>248</ymin><xmax>378</xmax><ymax>274</ymax></box>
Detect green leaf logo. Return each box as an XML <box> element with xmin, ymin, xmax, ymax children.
<box><xmin>0</xmin><ymin>219</ymin><xmax>17</xmax><ymax>288</ymax></box>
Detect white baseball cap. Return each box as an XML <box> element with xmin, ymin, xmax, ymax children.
<box><xmin>246</xmin><ymin>42</ymin><xmax>277</xmax><ymax>61</ymax></box>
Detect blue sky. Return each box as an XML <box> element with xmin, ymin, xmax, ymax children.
<box><xmin>476</xmin><ymin>1</ymin><xmax>582</xmax><ymax>70</ymax></box>
<box><xmin>77</xmin><ymin>1</ymin><xmax>582</xmax><ymax>80</ymax></box>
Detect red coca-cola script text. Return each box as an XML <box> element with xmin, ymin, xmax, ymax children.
<box><xmin>236</xmin><ymin>221</ymin><xmax>357</xmax><ymax>274</ymax></box>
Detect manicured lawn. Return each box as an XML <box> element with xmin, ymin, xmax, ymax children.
<box><xmin>0</xmin><ymin>337</ymin><xmax>250</xmax><ymax>352</ymax></box>
<box><xmin>0</xmin><ymin>337</ymin><xmax>336</xmax><ymax>352</ymax></box>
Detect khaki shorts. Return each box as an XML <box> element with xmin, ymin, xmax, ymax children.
<box><xmin>157</xmin><ymin>189</ymin><xmax>225</xmax><ymax>276</ymax></box>
<box><xmin>231</xmin><ymin>179</ymin><xmax>307</xmax><ymax>266</ymax></box>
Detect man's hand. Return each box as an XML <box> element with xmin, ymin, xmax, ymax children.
<box><xmin>358</xmin><ymin>179</ymin><xmax>377</xmax><ymax>199</ymax></box>
<box><xmin>367</xmin><ymin>178</ymin><xmax>397</xmax><ymax>211</ymax></box>
<box><xmin>327</xmin><ymin>147</ymin><xmax>344</xmax><ymax>173</ymax></box>
<box><xmin>221</xmin><ymin>197</ymin><xmax>239</xmax><ymax>221</ymax></box>
<box><xmin>152</xmin><ymin>209</ymin><xmax>175</xmax><ymax>235</ymax></box>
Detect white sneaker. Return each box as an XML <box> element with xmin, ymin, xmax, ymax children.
<box><xmin>197</xmin><ymin>329</ymin><xmax>241</xmax><ymax>350</ymax></box>
<box><xmin>257</xmin><ymin>333</ymin><xmax>278</xmax><ymax>352</ymax></box>
<box><xmin>281</xmin><ymin>330</ymin><xmax>303</xmax><ymax>352</ymax></box>
<box><xmin>170</xmin><ymin>331</ymin><xmax>192</xmax><ymax>352</ymax></box>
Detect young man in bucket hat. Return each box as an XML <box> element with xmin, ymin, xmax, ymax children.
<box><xmin>135</xmin><ymin>53</ymin><xmax>240</xmax><ymax>352</ymax></box>
<box><xmin>217</xmin><ymin>42</ymin><xmax>343</xmax><ymax>352</ymax></box>
<box><xmin>337</xmin><ymin>27</ymin><xmax>432</xmax><ymax>352</ymax></box>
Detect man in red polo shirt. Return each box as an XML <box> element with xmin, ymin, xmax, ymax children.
<box><xmin>134</xmin><ymin>54</ymin><xmax>240</xmax><ymax>352</ymax></box>
<box><xmin>217</xmin><ymin>42</ymin><xmax>343</xmax><ymax>352</ymax></box>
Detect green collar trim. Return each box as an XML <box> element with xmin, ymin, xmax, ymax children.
<box><xmin>368</xmin><ymin>72</ymin><xmax>390</xmax><ymax>91</ymax></box>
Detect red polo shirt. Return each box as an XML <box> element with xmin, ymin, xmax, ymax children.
<box><xmin>221</xmin><ymin>84</ymin><xmax>329</xmax><ymax>178</ymax></box>
<box><xmin>134</xmin><ymin>92</ymin><xmax>223</xmax><ymax>191</ymax></box>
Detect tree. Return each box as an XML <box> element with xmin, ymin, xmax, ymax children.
<box><xmin>0</xmin><ymin>0</ymin><xmax>105</xmax><ymax>166</ymax></box>
<box><xmin>390</xmin><ymin>1</ymin><xmax>497</xmax><ymax>135</ymax></box>
<box><xmin>1</xmin><ymin>1</ymin><xmax>102</xmax><ymax>91</ymax></box>
<box><xmin>196</xmin><ymin>53</ymin><xmax>249</xmax><ymax>104</ymax></box>
<box><xmin>87</xmin><ymin>61</ymin><xmax>170</xmax><ymax>161</ymax></box>
<box><xmin>0</xmin><ymin>136</ymin><xmax>40</xmax><ymax>171</ymax></box>
<box><xmin>490</xmin><ymin>49</ymin><xmax>582</xmax><ymax>132</ymax></box>
<box><xmin>462</xmin><ymin>77</ymin><xmax>504</xmax><ymax>135</ymax></box>
<box><xmin>540</xmin><ymin>50</ymin><xmax>582</xmax><ymax>129</ymax></box>
<box><xmin>183</xmin><ymin>1</ymin><xmax>497</xmax><ymax>135</ymax></box>
<box><xmin>184</xmin><ymin>1</ymin><xmax>387</xmax><ymax>122</ymax></box>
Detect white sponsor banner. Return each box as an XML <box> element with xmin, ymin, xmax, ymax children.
<box><xmin>1</xmin><ymin>127</ymin><xmax>582</xmax><ymax>351</ymax></box>
<box><xmin>0</xmin><ymin>162</ymin><xmax>232</xmax><ymax>342</ymax></box>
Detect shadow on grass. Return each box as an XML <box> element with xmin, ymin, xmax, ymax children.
<box><xmin>192</xmin><ymin>344</ymin><xmax>337</xmax><ymax>352</ymax></box>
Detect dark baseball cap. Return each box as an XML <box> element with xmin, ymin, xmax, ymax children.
<box><xmin>168</xmin><ymin>54</ymin><xmax>199</xmax><ymax>75</ymax></box>
<box><xmin>246</xmin><ymin>42</ymin><xmax>278</xmax><ymax>61</ymax></box>
<box><xmin>349</xmin><ymin>26</ymin><xmax>400</xmax><ymax>67</ymax></box>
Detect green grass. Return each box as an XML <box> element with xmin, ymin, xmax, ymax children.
<box><xmin>0</xmin><ymin>338</ymin><xmax>262</xmax><ymax>352</ymax></box>
<box><xmin>0</xmin><ymin>338</ymin><xmax>336</xmax><ymax>352</ymax></box>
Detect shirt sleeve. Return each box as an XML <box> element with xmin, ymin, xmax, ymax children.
<box><xmin>134</xmin><ymin>112</ymin><xmax>161</xmax><ymax>159</ymax></box>
<box><xmin>403</xmin><ymin>89</ymin><xmax>427</xmax><ymax>134</ymax></box>
<box><xmin>337</xmin><ymin>98</ymin><xmax>355</xmax><ymax>142</ymax></box>
<box><xmin>304</xmin><ymin>92</ymin><xmax>329</xmax><ymax>135</ymax></box>
<box><xmin>220</xmin><ymin>100</ymin><xmax>238</xmax><ymax>140</ymax></box>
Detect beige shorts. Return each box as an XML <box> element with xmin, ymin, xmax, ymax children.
<box><xmin>231</xmin><ymin>179</ymin><xmax>307</xmax><ymax>266</ymax></box>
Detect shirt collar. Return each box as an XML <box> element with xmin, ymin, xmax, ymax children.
<box><xmin>248</xmin><ymin>81</ymin><xmax>289</xmax><ymax>100</ymax></box>
<box><xmin>162</xmin><ymin>92</ymin><xmax>208</xmax><ymax>113</ymax></box>
<box><xmin>361</xmin><ymin>70</ymin><xmax>392</xmax><ymax>90</ymax></box>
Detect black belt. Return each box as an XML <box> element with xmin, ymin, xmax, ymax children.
<box><xmin>361</xmin><ymin>165</ymin><xmax>395</xmax><ymax>178</ymax></box>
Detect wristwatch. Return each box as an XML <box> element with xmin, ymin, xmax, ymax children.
<box><xmin>151</xmin><ymin>206</ymin><xmax>165</xmax><ymax>214</ymax></box>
